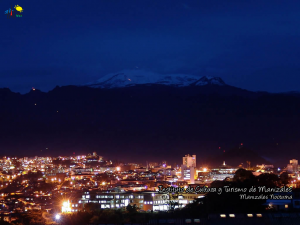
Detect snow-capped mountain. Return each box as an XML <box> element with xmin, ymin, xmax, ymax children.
<box><xmin>85</xmin><ymin>69</ymin><xmax>226</xmax><ymax>88</ymax></box>
<box><xmin>194</xmin><ymin>76</ymin><xmax>226</xmax><ymax>86</ymax></box>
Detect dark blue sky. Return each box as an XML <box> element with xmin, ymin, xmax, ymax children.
<box><xmin>2</xmin><ymin>0</ymin><xmax>300</xmax><ymax>93</ymax></box>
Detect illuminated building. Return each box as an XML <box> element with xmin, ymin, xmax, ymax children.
<box><xmin>287</xmin><ymin>159</ymin><xmax>298</xmax><ymax>173</ymax></box>
<box><xmin>79</xmin><ymin>191</ymin><xmax>144</xmax><ymax>210</ymax></box>
<box><xmin>62</xmin><ymin>200</ymin><xmax>71</xmax><ymax>213</ymax></box>
<box><xmin>183</xmin><ymin>154</ymin><xmax>196</xmax><ymax>168</ymax></box>
<box><xmin>180</xmin><ymin>154</ymin><xmax>196</xmax><ymax>184</ymax></box>
<box><xmin>76</xmin><ymin>191</ymin><xmax>204</xmax><ymax>212</ymax></box>
<box><xmin>181</xmin><ymin>166</ymin><xmax>195</xmax><ymax>184</ymax></box>
<box><xmin>210</xmin><ymin>161</ymin><xmax>237</xmax><ymax>181</ymax></box>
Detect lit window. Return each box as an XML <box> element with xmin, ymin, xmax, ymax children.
<box><xmin>229</xmin><ymin>214</ymin><xmax>235</xmax><ymax>218</ymax></box>
<box><xmin>285</xmin><ymin>204</ymin><xmax>288</xmax><ymax>208</ymax></box>
<box><xmin>194</xmin><ymin>219</ymin><xmax>200</xmax><ymax>223</ymax></box>
<box><xmin>257</xmin><ymin>214</ymin><xmax>262</xmax><ymax>217</ymax></box>
<box><xmin>247</xmin><ymin>214</ymin><xmax>253</xmax><ymax>217</ymax></box>
<box><xmin>220</xmin><ymin>214</ymin><xmax>226</xmax><ymax>218</ymax></box>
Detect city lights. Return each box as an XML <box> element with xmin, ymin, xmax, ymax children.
<box><xmin>61</xmin><ymin>200</ymin><xmax>71</xmax><ymax>213</ymax></box>
<box><xmin>0</xmin><ymin>150</ymin><xmax>299</xmax><ymax>219</ymax></box>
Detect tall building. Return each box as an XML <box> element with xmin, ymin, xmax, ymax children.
<box><xmin>182</xmin><ymin>154</ymin><xmax>196</xmax><ymax>168</ymax></box>
<box><xmin>181</xmin><ymin>154</ymin><xmax>196</xmax><ymax>184</ymax></box>
<box><xmin>287</xmin><ymin>159</ymin><xmax>298</xmax><ymax>173</ymax></box>
<box><xmin>181</xmin><ymin>166</ymin><xmax>195</xmax><ymax>184</ymax></box>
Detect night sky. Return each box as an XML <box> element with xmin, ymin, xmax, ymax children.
<box><xmin>2</xmin><ymin>0</ymin><xmax>300</xmax><ymax>94</ymax></box>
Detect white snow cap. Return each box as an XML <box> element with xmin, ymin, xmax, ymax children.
<box><xmin>85</xmin><ymin>69</ymin><xmax>225</xmax><ymax>88</ymax></box>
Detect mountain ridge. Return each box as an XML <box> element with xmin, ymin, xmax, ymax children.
<box><xmin>0</xmin><ymin>70</ymin><xmax>300</xmax><ymax>166</ymax></box>
<box><xmin>0</xmin><ymin>83</ymin><xmax>299</xmax><ymax>166</ymax></box>
<box><xmin>84</xmin><ymin>69</ymin><xmax>226</xmax><ymax>89</ymax></box>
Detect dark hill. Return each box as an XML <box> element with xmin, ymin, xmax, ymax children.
<box><xmin>0</xmin><ymin>84</ymin><xmax>299</xmax><ymax>166</ymax></box>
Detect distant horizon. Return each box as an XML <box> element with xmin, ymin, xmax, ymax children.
<box><xmin>0</xmin><ymin>149</ymin><xmax>285</xmax><ymax>169</ymax></box>
<box><xmin>1</xmin><ymin>69</ymin><xmax>300</xmax><ymax>95</ymax></box>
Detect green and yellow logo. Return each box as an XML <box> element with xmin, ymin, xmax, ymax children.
<box><xmin>5</xmin><ymin>5</ymin><xmax>23</xmax><ymax>18</ymax></box>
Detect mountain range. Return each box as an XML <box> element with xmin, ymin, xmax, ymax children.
<box><xmin>0</xmin><ymin>70</ymin><xmax>300</xmax><ymax>167</ymax></box>
<box><xmin>85</xmin><ymin>69</ymin><xmax>226</xmax><ymax>88</ymax></box>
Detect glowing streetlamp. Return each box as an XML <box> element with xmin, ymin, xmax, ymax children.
<box><xmin>55</xmin><ymin>214</ymin><xmax>60</xmax><ymax>220</ymax></box>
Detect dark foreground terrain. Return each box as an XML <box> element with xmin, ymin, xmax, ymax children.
<box><xmin>0</xmin><ymin>84</ymin><xmax>299</xmax><ymax>166</ymax></box>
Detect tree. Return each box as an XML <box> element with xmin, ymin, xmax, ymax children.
<box><xmin>280</xmin><ymin>172</ymin><xmax>291</xmax><ymax>185</ymax></box>
<box><xmin>84</xmin><ymin>203</ymin><xmax>100</xmax><ymax>212</ymax></box>
<box><xmin>126</xmin><ymin>204</ymin><xmax>138</xmax><ymax>213</ymax></box>
<box><xmin>257</xmin><ymin>173</ymin><xmax>279</xmax><ymax>187</ymax></box>
<box><xmin>167</xmin><ymin>193</ymin><xmax>181</xmax><ymax>211</ymax></box>
<box><xmin>233</xmin><ymin>168</ymin><xmax>255</xmax><ymax>182</ymax></box>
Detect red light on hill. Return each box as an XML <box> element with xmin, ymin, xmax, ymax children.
<box><xmin>241</xmin><ymin>143</ymin><xmax>243</xmax><ymax>146</ymax></box>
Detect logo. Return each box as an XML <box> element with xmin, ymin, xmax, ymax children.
<box><xmin>5</xmin><ymin>5</ymin><xmax>23</xmax><ymax>18</ymax></box>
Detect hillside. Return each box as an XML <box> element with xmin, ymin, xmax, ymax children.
<box><xmin>0</xmin><ymin>84</ymin><xmax>299</xmax><ymax>166</ymax></box>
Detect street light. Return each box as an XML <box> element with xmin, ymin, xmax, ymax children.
<box><xmin>55</xmin><ymin>214</ymin><xmax>60</xmax><ymax>220</ymax></box>
<box><xmin>55</xmin><ymin>214</ymin><xmax>61</xmax><ymax>225</ymax></box>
